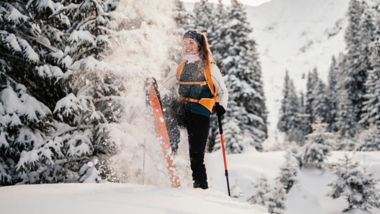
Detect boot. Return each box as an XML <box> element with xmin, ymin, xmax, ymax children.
<box><xmin>193</xmin><ymin>180</ymin><xmax>208</xmax><ymax>189</ymax></box>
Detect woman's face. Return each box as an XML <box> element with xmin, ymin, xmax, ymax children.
<box><xmin>183</xmin><ymin>38</ymin><xmax>199</xmax><ymax>55</ymax></box>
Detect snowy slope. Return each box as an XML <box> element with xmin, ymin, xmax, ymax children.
<box><xmin>287</xmin><ymin>152</ymin><xmax>380</xmax><ymax>214</ymax></box>
<box><xmin>183</xmin><ymin>0</ymin><xmax>271</xmax><ymax>7</ymax></box>
<box><xmin>1</xmin><ymin>151</ymin><xmax>379</xmax><ymax>214</ymax></box>
<box><xmin>206</xmin><ymin>151</ymin><xmax>380</xmax><ymax>214</ymax></box>
<box><xmin>246</xmin><ymin>0</ymin><xmax>349</xmax><ymax>141</ymax></box>
<box><xmin>0</xmin><ymin>183</ymin><xmax>267</xmax><ymax>214</ymax></box>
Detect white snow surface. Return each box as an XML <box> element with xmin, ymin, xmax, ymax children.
<box><xmin>183</xmin><ymin>0</ymin><xmax>271</xmax><ymax>7</ymax></box>
<box><xmin>0</xmin><ymin>182</ymin><xmax>265</xmax><ymax>214</ymax></box>
<box><xmin>1</xmin><ymin>151</ymin><xmax>380</xmax><ymax>214</ymax></box>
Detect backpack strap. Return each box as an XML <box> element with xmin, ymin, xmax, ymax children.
<box><xmin>176</xmin><ymin>61</ymin><xmax>187</xmax><ymax>80</ymax></box>
<box><xmin>204</xmin><ymin>61</ymin><xmax>218</xmax><ymax>102</ymax></box>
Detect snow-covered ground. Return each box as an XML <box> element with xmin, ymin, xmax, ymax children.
<box><xmin>183</xmin><ymin>0</ymin><xmax>271</xmax><ymax>7</ymax></box>
<box><xmin>0</xmin><ymin>183</ymin><xmax>265</xmax><ymax>214</ymax></box>
<box><xmin>207</xmin><ymin>151</ymin><xmax>380</xmax><ymax>214</ymax></box>
<box><xmin>286</xmin><ymin>152</ymin><xmax>380</xmax><ymax>214</ymax></box>
<box><xmin>1</xmin><ymin>151</ymin><xmax>379</xmax><ymax>214</ymax></box>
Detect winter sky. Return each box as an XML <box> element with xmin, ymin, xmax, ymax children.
<box><xmin>183</xmin><ymin>0</ymin><xmax>272</xmax><ymax>7</ymax></box>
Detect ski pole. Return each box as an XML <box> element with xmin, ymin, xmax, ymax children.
<box><xmin>217</xmin><ymin>114</ymin><xmax>231</xmax><ymax>197</ymax></box>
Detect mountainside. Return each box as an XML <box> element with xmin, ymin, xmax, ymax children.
<box><xmin>246</xmin><ymin>0</ymin><xmax>349</xmax><ymax>141</ymax></box>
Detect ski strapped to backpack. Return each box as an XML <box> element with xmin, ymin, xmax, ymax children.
<box><xmin>175</xmin><ymin>61</ymin><xmax>219</xmax><ymax>112</ymax></box>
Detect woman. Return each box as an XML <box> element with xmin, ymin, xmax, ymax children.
<box><xmin>163</xmin><ymin>30</ymin><xmax>228</xmax><ymax>189</ymax></box>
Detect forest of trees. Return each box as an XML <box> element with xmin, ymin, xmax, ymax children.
<box><xmin>278</xmin><ymin>0</ymin><xmax>380</xmax><ymax>151</ymax></box>
<box><xmin>0</xmin><ymin>0</ymin><xmax>122</xmax><ymax>185</ymax></box>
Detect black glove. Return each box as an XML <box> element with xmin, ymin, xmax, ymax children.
<box><xmin>214</xmin><ymin>103</ymin><xmax>226</xmax><ymax>117</ymax></box>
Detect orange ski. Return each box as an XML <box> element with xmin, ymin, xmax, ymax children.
<box><xmin>147</xmin><ymin>78</ymin><xmax>180</xmax><ymax>188</ymax></box>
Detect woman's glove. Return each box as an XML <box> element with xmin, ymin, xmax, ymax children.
<box><xmin>214</xmin><ymin>103</ymin><xmax>226</xmax><ymax>117</ymax></box>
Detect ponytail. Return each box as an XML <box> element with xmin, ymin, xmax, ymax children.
<box><xmin>200</xmin><ymin>33</ymin><xmax>213</xmax><ymax>64</ymax></box>
<box><xmin>198</xmin><ymin>33</ymin><xmax>214</xmax><ymax>76</ymax></box>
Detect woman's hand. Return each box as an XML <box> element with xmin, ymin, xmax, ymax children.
<box><xmin>214</xmin><ymin>103</ymin><xmax>226</xmax><ymax>117</ymax></box>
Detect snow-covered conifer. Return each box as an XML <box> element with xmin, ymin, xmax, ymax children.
<box><xmin>266</xmin><ymin>183</ymin><xmax>286</xmax><ymax>214</ymax></box>
<box><xmin>329</xmin><ymin>155</ymin><xmax>380</xmax><ymax>212</ymax></box>
<box><xmin>247</xmin><ymin>175</ymin><xmax>271</xmax><ymax>206</ymax></box>
<box><xmin>276</xmin><ymin>152</ymin><xmax>298</xmax><ymax>193</ymax></box>
<box><xmin>215</xmin><ymin>0</ymin><xmax>267</xmax><ymax>152</ymax></box>
<box><xmin>302</xmin><ymin>119</ymin><xmax>332</xmax><ymax>168</ymax></box>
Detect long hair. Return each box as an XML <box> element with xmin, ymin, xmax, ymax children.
<box><xmin>198</xmin><ymin>33</ymin><xmax>213</xmax><ymax>76</ymax></box>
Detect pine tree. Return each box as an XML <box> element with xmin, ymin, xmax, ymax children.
<box><xmin>313</xmin><ymin>79</ymin><xmax>330</xmax><ymax>124</ymax></box>
<box><xmin>218</xmin><ymin>0</ymin><xmax>267</xmax><ymax>152</ymax></box>
<box><xmin>210</xmin><ymin>0</ymin><xmax>229</xmax><ymax>66</ymax></box>
<box><xmin>52</xmin><ymin>0</ymin><xmax>121</xmax><ymax>182</ymax></box>
<box><xmin>174</xmin><ymin>0</ymin><xmax>192</xmax><ymax>31</ymax></box>
<box><xmin>329</xmin><ymin>155</ymin><xmax>380</xmax><ymax>212</ymax></box>
<box><xmin>359</xmin><ymin>26</ymin><xmax>380</xmax><ymax>150</ymax></box>
<box><xmin>0</xmin><ymin>1</ymin><xmax>68</xmax><ymax>110</ymax></box>
<box><xmin>277</xmin><ymin>71</ymin><xmax>302</xmax><ymax>143</ymax></box>
<box><xmin>267</xmin><ymin>184</ymin><xmax>286</xmax><ymax>214</ymax></box>
<box><xmin>305</xmin><ymin>68</ymin><xmax>319</xmax><ymax>128</ymax></box>
<box><xmin>326</xmin><ymin>56</ymin><xmax>339</xmax><ymax>132</ymax></box>
<box><xmin>63</xmin><ymin>0</ymin><xmax>114</xmax><ymax>61</ymax></box>
<box><xmin>247</xmin><ymin>175</ymin><xmax>271</xmax><ymax>206</ymax></box>
<box><xmin>0</xmin><ymin>76</ymin><xmax>53</xmax><ymax>185</ymax></box>
<box><xmin>357</xmin><ymin>6</ymin><xmax>377</xmax><ymax>129</ymax></box>
<box><xmin>344</xmin><ymin>0</ymin><xmax>367</xmax><ymax>125</ymax></box>
<box><xmin>192</xmin><ymin>0</ymin><xmax>214</xmax><ymax>34</ymax></box>
<box><xmin>297</xmin><ymin>91</ymin><xmax>311</xmax><ymax>145</ymax></box>
<box><xmin>0</xmin><ymin>0</ymin><xmax>121</xmax><ymax>184</ymax></box>
<box><xmin>357</xmin><ymin>126</ymin><xmax>380</xmax><ymax>151</ymax></box>
<box><xmin>360</xmin><ymin>13</ymin><xmax>380</xmax><ymax>130</ymax></box>
<box><xmin>0</xmin><ymin>0</ymin><xmax>70</xmax><ymax>185</ymax></box>
<box><xmin>213</xmin><ymin>117</ymin><xmax>244</xmax><ymax>153</ymax></box>
<box><xmin>337</xmin><ymin>89</ymin><xmax>357</xmax><ymax>139</ymax></box>
<box><xmin>334</xmin><ymin>52</ymin><xmax>358</xmax><ymax>140</ymax></box>
<box><xmin>276</xmin><ymin>152</ymin><xmax>298</xmax><ymax>193</ymax></box>
<box><xmin>302</xmin><ymin>119</ymin><xmax>332</xmax><ymax>168</ymax></box>
<box><xmin>355</xmin><ymin>0</ymin><xmax>380</xmax><ymax>151</ymax></box>
<box><xmin>250</xmin><ymin>49</ymin><xmax>268</xmax><ymax>143</ymax></box>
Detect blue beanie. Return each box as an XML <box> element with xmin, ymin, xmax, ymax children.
<box><xmin>183</xmin><ymin>31</ymin><xmax>203</xmax><ymax>46</ymax></box>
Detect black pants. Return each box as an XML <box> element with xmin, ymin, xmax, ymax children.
<box><xmin>184</xmin><ymin>110</ymin><xmax>210</xmax><ymax>183</ymax></box>
<box><xmin>163</xmin><ymin>98</ymin><xmax>210</xmax><ymax>183</ymax></box>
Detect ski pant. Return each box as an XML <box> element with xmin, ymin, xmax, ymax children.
<box><xmin>184</xmin><ymin>110</ymin><xmax>210</xmax><ymax>183</ymax></box>
<box><xmin>163</xmin><ymin>98</ymin><xmax>210</xmax><ymax>183</ymax></box>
